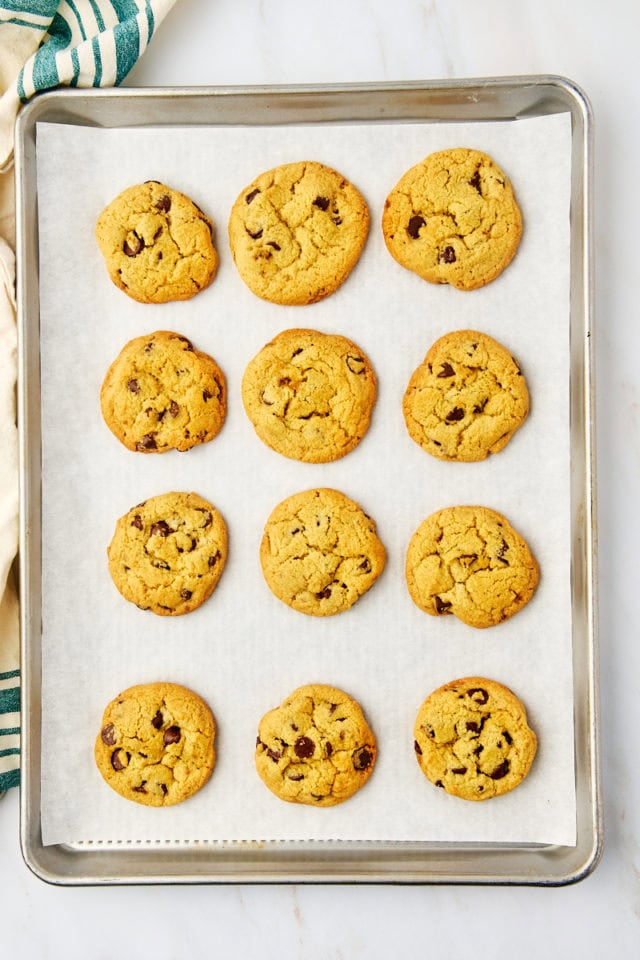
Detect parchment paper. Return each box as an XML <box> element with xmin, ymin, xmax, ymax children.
<box><xmin>36</xmin><ymin>112</ymin><xmax>575</xmax><ymax>846</ymax></box>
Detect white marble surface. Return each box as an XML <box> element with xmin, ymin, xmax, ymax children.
<box><xmin>2</xmin><ymin>0</ymin><xmax>639</xmax><ymax>955</ymax></box>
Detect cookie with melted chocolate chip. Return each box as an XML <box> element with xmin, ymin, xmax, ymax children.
<box><xmin>382</xmin><ymin>148</ymin><xmax>522</xmax><ymax>290</ymax></box>
<box><xmin>100</xmin><ymin>330</ymin><xmax>226</xmax><ymax>453</ymax></box>
<box><xmin>95</xmin><ymin>682</ymin><xmax>216</xmax><ymax>806</ymax></box>
<box><xmin>413</xmin><ymin>677</ymin><xmax>537</xmax><ymax>800</ymax></box>
<box><xmin>255</xmin><ymin>684</ymin><xmax>377</xmax><ymax>806</ymax></box>
<box><xmin>403</xmin><ymin>330</ymin><xmax>529</xmax><ymax>461</ymax></box>
<box><xmin>241</xmin><ymin>328</ymin><xmax>376</xmax><ymax>463</ymax></box>
<box><xmin>260</xmin><ymin>488</ymin><xmax>386</xmax><ymax>617</ymax></box>
<box><xmin>107</xmin><ymin>491</ymin><xmax>227</xmax><ymax>616</ymax></box>
<box><xmin>228</xmin><ymin>161</ymin><xmax>369</xmax><ymax>305</ymax></box>
<box><xmin>405</xmin><ymin>505</ymin><xmax>539</xmax><ymax>628</ymax></box>
<box><xmin>95</xmin><ymin>180</ymin><xmax>218</xmax><ymax>303</ymax></box>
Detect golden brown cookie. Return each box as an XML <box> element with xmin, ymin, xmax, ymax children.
<box><xmin>260</xmin><ymin>488</ymin><xmax>386</xmax><ymax>617</ymax></box>
<box><xmin>95</xmin><ymin>180</ymin><xmax>218</xmax><ymax>303</ymax></box>
<box><xmin>413</xmin><ymin>677</ymin><xmax>537</xmax><ymax>801</ymax></box>
<box><xmin>382</xmin><ymin>148</ymin><xmax>522</xmax><ymax>290</ymax></box>
<box><xmin>403</xmin><ymin>330</ymin><xmax>529</xmax><ymax>461</ymax></box>
<box><xmin>405</xmin><ymin>505</ymin><xmax>539</xmax><ymax>628</ymax></box>
<box><xmin>100</xmin><ymin>330</ymin><xmax>226</xmax><ymax>453</ymax></box>
<box><xmin>255</xmin><ymin>684</ymin><xmax>377</xmax><ymax>806</ymax></box>
<box><xmin>241</xmin><ymin>328</ymin><xmax>376</xmax><ymax>463</ymax></box>
<box><xmin>95</xmin><ymin>682</ymin><xmax>216</xmax><ymax>806</ymax></box>
<box><xmin>228</xmin><ymin>160</ymin><xmax>369</xmax><ymax>305</ymax></box>
<box><xmin>107</xmin><ymin>492</ymin><xmax>227</xmax><ymax>616</ymax></box>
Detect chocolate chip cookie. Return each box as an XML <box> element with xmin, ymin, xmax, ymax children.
<box><xmin>403</xmin><ymin>330</ymin><xmax>529</xmax><ymax>461</ymax></box>
<box><xmin>413</xmin><ymin>677</ymin><xmax>537</xmax><ymax>800</ymax></box>
<box><xmin>100</xmin><ymin>330</ymin><xmax>226</xmax><ymax>453</ymax></box>
<box><xmin>95</xmin><ymin>682</ymin><xmax>216</xmax><ymax>806</ymax></box>
<box><xmin>241</xmin><ymin>328</ymin><xmax>376</xmax><ymax>463</ymax></box>
<box><xmin>255</xmin><ymin>684</ymin><xmax>377</xmax><ymax>806</ymax></box>
<box><xmin>107</xmin><ymin>492</ymin><xmax>228</xmax><ymax>616</ymax></box>
<box><xmin>228</xmin><ymin>160</ymin><xmax>369</xmax><ymax>305</ymax></box>
<box><xmin>405</xmin><ymin>505</ymin><xmax>539</xmax><ymax>628</ymax></box>
<box><xmin>260</xmin><ymin>488</ymin><xmax>386</xmax><ymax>617</ymax></box>
<box><xmin>382</xmin><ymin>148</ymin><xmax>522</xmax><ymax>290</ymax></box>
<box><xmin>95</xmin><ymin>180</ymin><xmax>218</xmax><ymax>303</ymax></box>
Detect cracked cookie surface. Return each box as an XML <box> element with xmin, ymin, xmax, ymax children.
<box><xmin>406</xmin><ymin>505</ymin><xmax>539</xmax><ymax>628</ymax></box>
<box><xmin>95</xmin><ymin>682</ymin><xmax>216</xmax><ymax>806</ymax></box>
<box><xmin>382</xmin><ymin>148</ymin><xmax>522</xmax><ymax>290</ymax></box>
<box><xmin>100</xmin><ymin>330</ymin><xmax>226</xmax><ymax>453</ymax></box>
<box><xmin>95</xmin><ymin>180</ymin><xmax>218</xmax><ymax>303</ymax></box>
<box><xmin>255</xmin><ymin>684</ymin><xmax>377</xmax><ymax>806</ymax></box>
<box><xmin>228</xmin><ymin>160</ymin><xmax>369</xmax><ymax>305</ymax></box>
<box><xmin>414</xmin><ymin>677</ymin><xmax>537</xmax><ymax>801</ymax></box>
<box><xmin>260</xmin><ymin>488</ymin><xmax>386</xmax><ymax>617</ymax></box>
<box><xmin>242</xmin><ymin>328</ymin><xmax>376</xmax><ymax>463</ymax></box>
<box><xmin>108</xmin><ymin>491</ymin><xmax>227</xmax><ymax>616</ymax></box>
<box><xmin>403</xmin><ymin>330</ymin><xmax>529</xmax><ymax>461</ymax></box>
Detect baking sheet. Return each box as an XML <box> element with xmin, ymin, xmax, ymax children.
<box><xmin>35</xmin><ymin>112</ymin><xmax>575</xmax><ymax>847</ymax></box>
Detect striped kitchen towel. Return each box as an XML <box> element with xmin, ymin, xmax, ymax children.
<box><xmin>1</xmin><ymin>0</ymin><xmax>177</xmax><ymax>168</ymax></box>
<box><xmin>0</xmin><ymin>0</ymin><xmax>177</xmax><ymax>792</ymax></box>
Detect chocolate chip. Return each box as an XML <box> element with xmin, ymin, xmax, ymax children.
<box><xmin>346</xmin><ymin>355</ymin><xmax>365</xmax><ymax>375</ymax></box>
<box><xmin>473</xmin><ymin>398</ymin><xmax>488</xmax><ymax>414</ymax></box>
<box><xmin>245</xmin><ymin>188</ymin><xmax>260</xmax><ymax>204</ymax></box>
<box><xmin>502</xmin><ymin>730</ymin><xmax>513</xmax><ymax>745</ymax></box>
<box><xmin>451</xmin><ymin>766</ymin><xmax>467</xmax><ymax>775</ymax></box>
<box><xmin>267</xmin><ymin>241</ymin><xmax>281</xmax><ymax>250</ymax></box>
<box><xmin>163</xmin><ymin>725</ymin><xmax>181</xmax><ymax>745</ymax></box>
<box><xmin>101</xmin><ymin>724</ymin><xmax>116</xmax><ymax>745</ymax></box>
<box><xmin>325</xmin><ymin>742</ymin><xmax>333</xmax><ymax>757</ymax></box>
<box><xmin>440</xmin><ymin>245</ymin><xmax>456</xmax><ymax>263</ymax></box>
<box><xmin>246</xmin><ymin>227</ymin><xmax>263</xmax><ymax>239</ymax></box>
<box><xmin>136</xmin><ymin>433</ymin><xmax>157</xmax><ymax>451</ymax></box>
<box><xmin>435</xmin><ymin>780</ymin><xmax>444</xmax><ymax>788</ymax></box>
<box><xmin>160</xmin><ymin>784</ymin><xmax>168</xmax><ymax>795</ymax></box>
<box><xmin>199</xmin><ymin>510</ymin><xmax>212</xmax><ymax>528</ymax></box>
<box><xmin>316</xmin><ymin>587</ymin><xmax>332</xmax><ymax>600</ymax></box>
<box><xmin>497</xmin><ymin>539</ymin><xmax>510</xmax><ymax>562</ymax></box>
<box><xmin>151</xmin><ymin>710</ymin><xmax>163</xmax><ymax>729</ymax></box>
<box><xmin>469</xmin><ymin>170</ymin><xmax>482</xmax><ymax>194</ymax></box>
<box><xmin>288</xmin><ymin>773</ymin><xmax>304</xmax><ymax>781</ymax></box>
<box><xmin>467</xmin><ymin>688</ymin><xmax>489</xmax><ymax>705</ymax></box>
<box><xmin>407</xmin><ymin>215</ymin><xmax>426</xmax><ymax>239</ymax></box>
<box><xmin>292</xmin><ymin>348</ymin><xmax>303</xmax><ymax>358</ymax></box>
<box><xmin>127</xmin><ymin>378</ymin><xmax>140</xmax><ymax>394</ymax></box>
<box><xmin>352</xmin><ymin>746</ymin><xmax>373</xmax><ymax>771</ymax></box>
<box><xmin>489</xmin><ymin>760</ymin><xmax>510</xmax><ymax>780</ymax></box>
<box><xmin>291</xmin><ymin>723</ymin><xmax>299</xmax><ymax>731</ymax></box>
<box><xmin>155</xmin><ymin>195</ymin><xmax>171</xmax><ymax>212</ymax></box>
<box><xmin>437</xmin><ymin>363</ymin><xmax>455</xmax><ymax>378</ymax></box>
<box><xmin>208</xmin><ymin>554</ymin><xmax>219</xmax><ymax>568</ymax></box>
<box><xmin>203</xmin><ymin>389</ymin><xmax>213</xmax><ymax>401</ymax></box>
<box><xmin>179</xmin><ymin>337</ymin><xmax>194</xmax><ymax>351</ymax></box>
<box><xmin>123</xmin><ymin>233</ymin><xmax>144</xmax><ymax>257</ymax></box>
<box><xmin>180</xmin><ymin>589</ymin><xmax>192</xmax><ymax>601</ymax></box>
<box><xmin>414</xmin><ymin>739</ymin><xmax>422</xmax><ymax>755</ymax></box>
<box><xmin>294</xmin><ymin>736</ymin><xmax>315</xmax><ymax>759</ymax></box>
<box><xmin>445</xmin><ymin>407</ymin><xmax>464</xmax><ymax>422</ymax></box>
<box><xmin>266</xmin><ymin>747</ymin><xmax>282</xmax><ymax>762</ymax></box>
<box><xmin>153</xmin><ymin>559</ymin><xmax>170</xmax><ymax>570</ymax></box>
<box><xmin>358</xmin><ymin>558</ymin><xmax>371</xmax><ymax>573</ymax></box>
<box><xmin>111</xmin><ymin>749</ymin><xmax>129</xmax><ymax>771</ymax></box>
<box><xmin>151</xmin><ymin>520</ymin><xmax>171</xmax><ymax>537</ymax></box>
<box><xmin>131</xmin><ymin>515</ymin><xmax>143</xmax><ymax>530</ymax></box>
<box><xmin>474</xmin><ymin>745</ymin><xmax>484</xmax><ymax>756</ymax></box>
<box><xmin>169</xmin><ymin>400</ymin><xmax>179</xmax><ymax>418</ymax></box>
<box><xmin>313</xmin><ymin>196</ymin><xmax>330</xmax><ymax>211</ymax></box>
<box><xmin>466</xmin><ymin>721</ymin><xmax>480</xmax><ymax>733</ymax></box>
<box><xmin>434</xmin><ymin>596</ymin><xmax>452</xmax><ymax>615</ymax></box>
<box><xmin>132</xmin><ymin>782</ymin><xmax>147</xmax><ymax>793</ymax></box>
<box><xmin>331</xmin><ymin>215</ymin><xmax>342</xmax><ymax>226</ymax></box>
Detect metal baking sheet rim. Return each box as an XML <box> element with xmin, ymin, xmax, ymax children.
<box><xmin>15</xmin><ymin>77</ymin><xmax>601</xmax><ymax>886</ymax></box>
